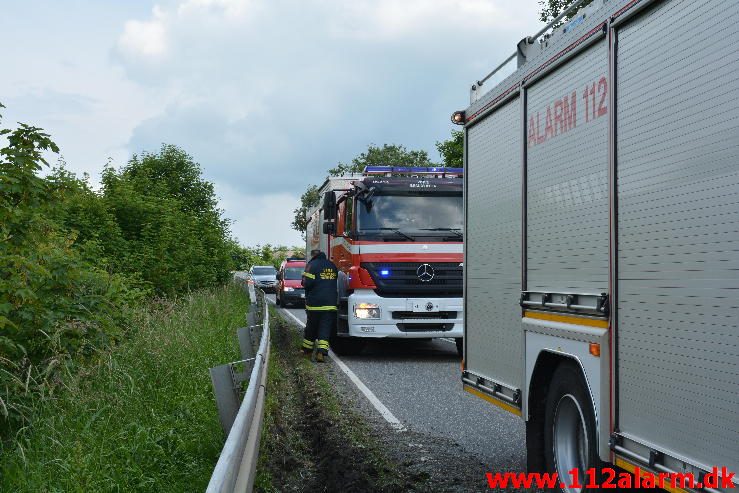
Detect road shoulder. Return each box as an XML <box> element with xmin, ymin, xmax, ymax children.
<box><xmin>267</xmin><ymin>308</ymin><xmax>503</xmax><ymax>492</ymax></box>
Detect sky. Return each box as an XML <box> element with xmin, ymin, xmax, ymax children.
<box><xmin>0</xmin><ymin>0</ymin><xmax>544</xmax><ymax>246</ymax></box>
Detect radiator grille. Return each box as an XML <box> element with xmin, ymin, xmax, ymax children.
<box><xmin>362</xmin><ymin>262</ymin><xmax>462</xmax><ymax>297</ymax></box>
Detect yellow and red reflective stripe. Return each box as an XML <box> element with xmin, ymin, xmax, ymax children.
<box><xmin>524</xmin><ymin>310</ymin><xmax>609</xmax><ymax>329</ymax></box>
<box><xmin>463</xmin><ymin>385</ymin><xmax>522</xmax><ymax>417</ymax></box>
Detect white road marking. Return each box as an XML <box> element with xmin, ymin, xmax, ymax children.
<box><xmin>280</xmin><ymin>306</ymin><xmax>307</xmax><ymax>328</ymax></box>
<box><xmin>328</xmin><ymin>349</ymin><xmax>407</xmax><ymax>432</ymax></box>
<box><xmin>266</xmin><ymin>298</ymin><xmax>407</xmax><ymax>432</ymax></box>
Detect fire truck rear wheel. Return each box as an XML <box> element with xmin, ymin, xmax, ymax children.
<box><xmin>544</xmin><ymin>361</ymin><xmax>601</xmax><ymax>493</ymax></box>
<box><xmin>330</xmin><ymin>336</ymin><xmax>365</xmax><ymax>356</ymax></box>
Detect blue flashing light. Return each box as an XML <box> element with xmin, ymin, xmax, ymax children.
<box><xmin>364</xmin><ymin>166</ymin><xmax>393</xmax><ymax>173</ymax></box>
<box><xmin>380</xmin><ymin>269</ymin><xmax>390</xmax><ymax>277</ymax></box>
<box><xmin>363</xmin><ymin>165</ymin><xmax>464</xmax><ymax>176</ymax></box>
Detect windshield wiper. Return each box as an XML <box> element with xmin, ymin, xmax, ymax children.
<box><xmin>361</xmin><ymin>228</ymin><xmax>415</xmax><ymax>241</ymax></box>
<box><xmin>419</xmin><ymin>227</ymin><xmax>463</xmax><ymax>239</ymax></box>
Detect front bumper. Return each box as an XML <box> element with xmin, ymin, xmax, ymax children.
<box><xmin>280</xmin><ymin>289</ymin><xmax>305</xmax><ymax>303</ymax></box>
<box><xmin>346</xmin><ymin>289</ymin><xmax>463</xmax><ymax>338</ymax></box>
<box><xmin>255</xmin><ymin>282</ymin><xmax>277</xmax><ymax>292</ymax></box>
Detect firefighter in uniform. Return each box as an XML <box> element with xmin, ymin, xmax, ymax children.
<box><xmin>301</xmin><ymin>249</ymin><xmax>338</xmax><ymax>362</ymax></box>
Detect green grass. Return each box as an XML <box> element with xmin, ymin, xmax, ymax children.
<box><xmin>0</xmin><ymin>283</ymin><xmax>248</xmax><ymax>492</ymax></box>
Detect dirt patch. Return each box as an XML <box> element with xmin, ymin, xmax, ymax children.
<box><xmin>322</xmin><ymin>355</ymin><xmax>538</xmax><ymax>493</ymax></box>
<box><xmin>256</xmin><ymin>314</ymin><xmax>421</xmax><ymax>492</ymax></box>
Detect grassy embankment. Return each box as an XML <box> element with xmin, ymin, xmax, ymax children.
<box><xmin>0</xmin><ymin>283</ymin><xmax>247</xmax><ymax>492</ymax></box>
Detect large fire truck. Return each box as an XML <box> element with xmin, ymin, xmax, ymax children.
<box><xmin>306</xmin><ymin>166</ymin><xmax>464</xmax><ymax>355</ymax></box>
<box><xmin>457</xmin><ymin>0</ymin><xmax>738</xmax><ymax>491</ymax></box>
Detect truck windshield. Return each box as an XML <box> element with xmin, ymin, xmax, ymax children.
<box><xmin>356</xmin><ymin>194</ymin><xmax>463</xmax><ymax>238</ymax></box>
<box><xmin>283</xmin><ymin>267</ymin><xmax>304</xmax><ymax>280</ymax></box>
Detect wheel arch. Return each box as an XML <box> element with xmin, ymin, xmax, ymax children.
<box><xmin>525</xmin><ymin>350</ymin><xmax>598</xmax><ymax>473</ymax></box>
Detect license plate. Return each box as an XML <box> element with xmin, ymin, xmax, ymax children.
<box><xmin>409</xmin><ymin>300</ymin><xmax>439</xmax><ymax>313</ymax></box>
<box><xmin>300</xmin><ymin>293</ymin><xmax>305</xmax><ymax>298</ymax></box>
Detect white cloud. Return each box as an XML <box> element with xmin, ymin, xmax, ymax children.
<box><xmin>1</xmin><ymin>0</ymin><xmax>546</xmax><ymax>246</ymax></box>
<box><xmin>108</xmin><ymin>0</ymin><xmax>544</xmax><ymax>245</ymax></box>
<box><xmin>118</xmin><ymin>6</ymin><xmax>168</xmax><ymax>58</ymax></box>
<box><xmin>217</xmin><ymin>183</ymin><xmax>304</xmax><ymax>247</ymax></box>
<box><xmin>176</xmin><ymin>0</ymin><xmax>258</xmax><ymax>20</ymax></box>
<box><xmin>329</xmin><ymin>0</ymin><xmax>513</xmax><ymax>40</ymax></box>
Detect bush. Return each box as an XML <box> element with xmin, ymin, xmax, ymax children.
<box><xmin>0</xmin><ymin>105</ymin><xmax>235</xmax><ymax>437</ymax></box>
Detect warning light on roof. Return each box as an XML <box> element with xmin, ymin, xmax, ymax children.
<box><xmin>363</xmin><ymin>166</ymin><xmax>463</xmax><ymax>176</ymax></box>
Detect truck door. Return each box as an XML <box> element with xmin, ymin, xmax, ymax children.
<box><xmin>465</xmin><ymin>97</ymin><xmax>523</xmax><ymax>405</ymax></box>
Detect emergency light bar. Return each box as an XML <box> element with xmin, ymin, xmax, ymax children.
<box><xmin>363</xmin><ymin>166</ymin><xmax>463</xmax><ymax>177</ymax></box>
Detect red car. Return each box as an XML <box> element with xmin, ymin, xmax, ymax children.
<box><xmin>275</xmin><ymin>258</ymin><xmax>306</xmax><ymax>307</ymax></box>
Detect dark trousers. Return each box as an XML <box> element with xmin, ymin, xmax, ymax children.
<box><xmin>303</xmin><ymin>310</ymin><xmax>336</xmax><ymax>354</ymax></box>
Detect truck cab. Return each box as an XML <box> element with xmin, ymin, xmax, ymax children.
<box><xmin>307</xmin><ymin>166</ymin><xmax>464</xmax><ymax>355</ymax></box>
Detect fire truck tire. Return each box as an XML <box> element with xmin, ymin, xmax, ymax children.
<box><xmin>455</xmin><ymin>338</ymin><xmax>463</xmax><ymax>357</ymax></box>
<box><xmin>543</xmin><ymin>361</ymin><xmax>601</xmax><ymax>492</ymax></box>
<box><xmin>330</xmin><ymin>336</ymin><xmax>365</xmax><ymax>356</ymax></box>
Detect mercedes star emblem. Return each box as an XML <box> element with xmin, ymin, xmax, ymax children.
<box><xmin>425</xmin><ymin>302</ymin><xmax>434</xmax><ymax>311</ymax></box>
<box><xmin>416</xmin><ymin>263</ymin><xmax>435</xmax><ymax>282</ymax></box>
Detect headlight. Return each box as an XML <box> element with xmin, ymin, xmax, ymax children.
<box><xmin>284</xmin><ymin>287</ymin><xmax>294</xmax><ymax>292</ymax></box>
<box><xmin>354</xmin><ymin>303</ymin><xmax>380</xmax><ymax>319</ymax></box>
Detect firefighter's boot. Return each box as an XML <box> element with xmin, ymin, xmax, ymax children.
<box><xmin>314</xmin><ymin>339</ymin><xmax>329</xmax><ymax>363</ymax></box>
<box><xmin>300</xmin><ymin>338</ymin><xmax>314</xmax><ymax>357</ymax></box>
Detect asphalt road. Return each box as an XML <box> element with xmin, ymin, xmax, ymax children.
<box><xmin>265</xmin><ymin>293</ymin><xmax>527</xmax><ymax>473</ymax></box>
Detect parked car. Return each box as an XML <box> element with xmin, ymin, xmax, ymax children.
<box><xmin>276</xmin><ymin>258</ymin><xmax>306</xmax><ymax>307</ymax></box>
<box><xmin>248</xmin><ymin>265</ymin><xmax>277</xmax><ymax>292</ymax></box>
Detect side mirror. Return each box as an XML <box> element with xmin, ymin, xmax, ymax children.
<box><xmin>323</xmin><ymin>191</ymin><xmax>337</xmax><ymax>221</ymax></box>
<box><xmin>322</xmin><ymin>221</ymin><xmax>336</xmax><ymax>234</ymax></box>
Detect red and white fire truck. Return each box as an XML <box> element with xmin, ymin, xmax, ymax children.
<box><xmin>305</xmin><ymin>166</ymin><xmax>464</xmax><ymax>355</ymax></box>
<box><xmin>458</xmin><ymin>0</ymin><xmax>738</xmax><ymax>490</ymax></box>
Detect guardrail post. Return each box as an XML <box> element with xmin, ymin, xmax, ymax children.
<box><xmin>210</xmin><ymin>364</ymin><xmax>241</xmax><ymax>434</ymax></box>
<box><xmin>237</xmin><ymin>326</ymin><xmax>254</xmax><ymax>361</ymax></box>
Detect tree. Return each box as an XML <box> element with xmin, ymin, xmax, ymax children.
<box><xmin>435</xmin><ymin>130</ymin><xmax>463</xmax><ymax>168</ymax></box>
<box><xmin>328</xmin><ymin>143</ymin><xmax>434</xmax><ymax>176</ymax></box>
<box><xmin>538</xmin><ymin>0</ymin><xmax>593</xmax><ymax>25</ymax></box>
<box><xmin>291</xmin><ymin>184</ymin><xmax>321</xmax><ymax>238</ymax></box>
<box><xmin>99</xmin><ymin>145</ymin><xmax>234</xmax><ymax>295</ymax></box>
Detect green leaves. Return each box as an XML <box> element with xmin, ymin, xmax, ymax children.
<box><xmin>435</xmin><ymin>130</ymin><xmax>463</xmax><ymax>168</ymax></box>
<box><xmin>328</xmin><ymin>143</ymin><xmax>435</xmax><ymax>176</ymax></box>
<box><xmin>291</xmin><ymin>184</ymin><xmax>320</xmax><ymax>236</ymax></box>
<box><xmin>0</xmin><ymin>104</ymin><xmax>235</xmax><ymax>437</ymax></box>
<box><xmin>538</xmin><ymin>0</ymin><xmax>594</xmax><ymax>25</ymax></box>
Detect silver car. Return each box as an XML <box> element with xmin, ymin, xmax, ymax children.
<box><xmin>248</xmin><ymin>265</ymin><xmax>278</xmax><ymax>292</ymax></box>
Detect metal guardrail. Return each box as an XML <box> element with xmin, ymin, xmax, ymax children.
<box><xmin>207</xmin><ymin>284</ymin><xmax>269</xmax><ymax>493</ymax></box>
